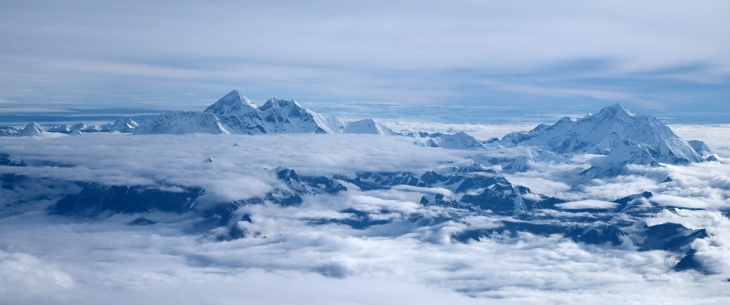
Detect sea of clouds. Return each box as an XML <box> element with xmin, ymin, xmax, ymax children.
<box><xmin>1</xmin><ymin>124</ymin><xmax>730</xmax><ymax>304</ymax></box>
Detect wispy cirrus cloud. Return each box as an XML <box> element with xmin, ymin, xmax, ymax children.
<box><xmin>0</xmin><ymin>0</ymin><xmax>728</xmax><ymax>117</ymax></box>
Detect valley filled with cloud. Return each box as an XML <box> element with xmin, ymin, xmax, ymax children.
<box><xmin>2</xmin><ymin>1</ymin><xmax>729</xmax><ymax>302</ymax></box>
<box><xmin>2</xmin><ymin>109</ymin><xmax>730</xmax><ymax>304</ymax></box>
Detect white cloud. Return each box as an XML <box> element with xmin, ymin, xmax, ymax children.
<box><xmin>556</xmin><ymin>200</ymin><xmax>617</xmax><ymax>210</ymax></box>
<box><xmin>0</xmin><ymin>251</ymin><xmax>74</xmax><ymax>303</ymax></box>
<box><xmin>1</xmin><ymin>126</ymin><xmax>730</xmax><ymax>303</ymax></box>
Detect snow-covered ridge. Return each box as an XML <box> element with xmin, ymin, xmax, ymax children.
<box><xmin>500</xmin><ymin>103</ymin><xmax>704</xmax><ymax>165</ymax></box>
<box><xmin>0</xmin><ymin>90</ymin><xmax>394</xmax><ymax>137</ymax></box>
<box><xmin>137</xmin><ymin>90</ymin><xmax>394</xmax><ymax>135</ymax></box>
<box><xmin>47</xmin><ymin>118</ymin><xmax>140</xmax><ymax>135</ymax></box>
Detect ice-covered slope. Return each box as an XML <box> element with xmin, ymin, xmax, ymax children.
<box><xmin>687</xmin><ymin>140</ymin><xmax>711</xmax><ymax>156</ymax></box>
<box><xmin>16</xmin><ymin>122</ymin><xmax>45</xmax><ymax>136</ymax></box>
<box><xmin>343</xmin><ymin>119</ymin><xmax>394</xmax><ymax>135</ymax></box>
<box><xmin>500</xmin><ymin>103</ymin><xmax>703</xmax><ymax>165</ymax></box>
<box><xmin>135</xmin><ymin>111</ymin><xmax>230</xmax><ymax>135</ymax></box>
<box><xmin>108</xmin><ymin>118</ymin><xmax>140</xmax><ymax>133</ymax></box>
<box><xmin>204</xmin><ymin>90</ymin><xmax>258</xmax><ymax>116</ymax></box>
<box><xmin>257</xmin><ymin>98</ymin><xmax>343</xmax><ymax>134</ymax></box>
<box><xmin>143</xmin><ymin>90</ymin><xmax>345</xmax><ymax>135</ymax></box>
<box><xmin>428</xmin><ymin>132</ymin><xmax>485</xmax><ymax>150</ymax></box>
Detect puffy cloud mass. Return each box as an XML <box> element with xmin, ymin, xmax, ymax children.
<box><xmin>1</xmin><ymin>125</ymin><xmax>730</xmax><ymax>304</ymax></box>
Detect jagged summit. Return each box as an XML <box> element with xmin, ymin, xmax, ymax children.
<box><xmin>260</xmin><ymin>98</ymin><xmax>302</xmax><ymax>111</ymax></box>
<box><xmin>109</xmin><ymin>117</ymin><xmax>139</xmax><ymax>133</ymax></box>
<box><xmin>138</xmin><ymin>90</ymin><xmax>345</xmax><ymax>135</ymax></box>
<box><xmin>204</xmin><ymin>90</ymin><xmax>257</xmax><ymax>116</ymax></box>
<box><xmin>428</xmin><ymin>131</ymin><xmax>485</xmax><ymax>150</ymax></box>
<box><xmin>16</xmin><ymin>122</ymin><xmax>45</xmax><ymax>136</ymax></box>
<box><xmin>500</xmin><ymin>103</ymin><xmax>703</xmax><ymax>166</ymax></box>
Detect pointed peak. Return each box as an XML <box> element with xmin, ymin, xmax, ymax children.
<box><xmin>204</xmin><ymin>90</ymin><xmax>256</xmax><ymax>116</ymax></box>
<box><xmin>17</xmin><ymin>122</ymin><xmax>45</xmax><ymax>136</ymax></box>
<box><xmin>262</xmin><ymin>98</ymin><xmax>277</xmax><ymax>107</ymax></box>
<box><xmin>110</xmin><ymin>117</ymin><xmax>139</xmax><ymax>132</ymax></box>
<box><xmin>24</xmin><ymin>122</ymin><xmax>42</xmax><ymax>129</ymax></box>
<box><xmin>115</xmin><ymin>117</ymin><xmax>139</xmax><ymax>126</ymax></box>
<box><xmin>601</xmin><ymin>103</ymin><xmax>634</xmax><ymax>117</ymax></box>
<box><xmin>223</xmin><ymin>89</ymin><xmax>240</xmax><ymax>98</ymax></box>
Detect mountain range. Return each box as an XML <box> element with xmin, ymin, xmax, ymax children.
<box><xmin>0</xmin><ymin>92</ymin><xmax>713</xmax><ymax>176</ymax></box>
<box><xmin>136</xmin><ymin>90</ymin><xmax>393</xmax><ymax>135</ymax></box>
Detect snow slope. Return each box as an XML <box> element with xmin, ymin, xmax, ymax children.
<box><xmin>136</xmin><ymin>111</ymin><xmax>230</xmax><ymax>135</ymax></box>
<box><xmin>428</xmin><ymin>131</ymin><xmax>485</xmax><ymax>150</ymax></box>
<box><xmin>343</xmin><ymin>119</ymin><xmax>394</xmax><ymax>135</ymax></box>
<box><xmin>142</xmin><ymin>90</ymin><xmax>345</xmax><ymax>135</ymax></box>
<box><xmin>501</xmin><ymin>103</ymin><xmax>703</xmax><ymax>165</ymax></box>
<box><xmin>16</xmin><ymin>122</ymin><xmax>45</xmax><ymax>137</ymax></box>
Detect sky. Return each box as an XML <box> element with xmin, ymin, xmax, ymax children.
<box><xmin>1</xmin><ymin>0</ymin><xmax>729</xmax><ymax>123</ymax></box>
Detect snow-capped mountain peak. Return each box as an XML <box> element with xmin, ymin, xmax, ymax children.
<box><xmin>259</xmin><ymin>98</ymin><xmax>305</xmax><ymax>114</ymax></box>
<box><xmin>499</xmin><ymin>103</ymin><xmax>703</xmax><ymax>167</ymax></box>
<box><xmin>343</xmin><ymin>119</ymin><xmax>394</xmax><ymax>135</ymax></box>
<box><xmin>109</xmin><ymin>117</ymin><xmax>139</xmax><ymax>133</ymax></box>
<box><xmin>136</xmin><ymin>90</ymin><xmax>346</xmax><ymax>135</ymax></box>
<box><xmin>429</xmin><ymin>131</ymin><xmax>485</xmax><ymax>150</ymax></box>
<box><xmin>16</xmin><ymin>122</ymin><xmax>45</xmax><ymax>136</ymax></box>
<box><xmin>204</xmin><ymin>90</ymin><xmax>257</xmax><ymax>116</ymax></box>
<box><xmin>598</xmin><ymin>103</ymin><xmax>635</xmax><ymax>118</ymax></box>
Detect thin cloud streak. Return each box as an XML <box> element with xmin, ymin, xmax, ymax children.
<box><xmin>0</xmin><ymin>0</ymin><xmax>728</xmax><ymax>114</ymax></box>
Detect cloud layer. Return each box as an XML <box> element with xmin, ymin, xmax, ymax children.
<box><xmin>1</xmin><ymin>126</ymin><xmax>730</xmax><ymax>304</ymax></box>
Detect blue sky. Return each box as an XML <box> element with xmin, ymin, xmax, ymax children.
<box><xmin>1</xmin><ymin>0</ymin><xmax>728</xmax><ymax>123</ymax></box>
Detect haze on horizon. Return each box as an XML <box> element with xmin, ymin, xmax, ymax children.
<box><xmin>1</xmin><ymin>0</ymin><xmax>729</xmax><ymax>122</ymax></box>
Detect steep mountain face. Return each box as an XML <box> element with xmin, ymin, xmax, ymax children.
<box><xmin>500</xmin><ymin>103</ymin><xmax>703</xmax><ymax>165</ymax></box>
<box><xmin>427</xmin><ymin>131</ymin><xmax>485</xmax><ymax>150</ymax></box>
<box><xmin>256</xmin><ymin>98</ymin><xmax>344</xmax><ymax>134</ymax></box>
<box><xmin>343</xmin><ymin>119</ymin><xmax>394</xmax><ymax>135</ymax></box>
<box><xmin>336</xmin><ymin>163</ymin><xmax>560</xmax><ymax>215</ymax></box>
<box><xmin>108</xmin><ymin>117</ymin><xmax>140</xmax><ymax>133</ymax></box>
<box><xmin>136</xmin><ymin>111</ymin><xmax>230</xmax><ymax>135</ymax></box>
<box><xmin>48</xmin><ymin>184</ymin><xmax>205</xmax><ymax>217</ymax></box>
<box><xmin>15</xmin><ymin>122</ymin><xmax>45</xmax><ymax>137</ymax></box>
<box><xmin>204</xmin><ymin>90</ymin><xmax>258</xmax><ymax>116</ymax></box>
<box><xmin>687</xmin><ymin>140</ymin><xmax>711</xmax><ymax>155</ymax></box>
<box><xmin>143</xmin><ymin>90</ymin><xmax>345</xmax><ymax>135</ymax></box>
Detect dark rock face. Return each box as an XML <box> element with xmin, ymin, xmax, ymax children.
<box><xmin>276</xmin><ymin>167</ymin><xmax>347</xmax><ymax>195</ymax></box>
<box><xmin>35</xmin><ymin>164</ymin><xmax>714</xmax><ymax>273</ymax></box>
<box><xmin>309</xmin><ymin>208</ymin><xmax>393</xmax><ymax>230</ymax></box>
<box><xmin>337</xmin><ymin>164</ymin><xmax>561</xmax><ymax>216</ymax></box>
<box><xmin>129</xmin><ymin>216</ymin><xmax>156</xmax><ymax>226</ymax></box>
<box><xmin>673</xmin><ymin>250</ymin><xmax>709</xmax><ymax>273</ymax></box>
<box><xmin>452</xmin><ymin>221</ymin><xmax>628</xmax><ymax>246</ymax></box>
<box><xmin>453</xmin><ymin>220</ymin><xmax>705</xmax><ymax>250</ymax></box>
<box><xmin>639</xmin><ymin>223</ymin><xmax>708</xmax><ymax>252</ymax></box>
<box><xmin>48</xmin><ymin>184</ymin><xmax>204</xmax><ymax>217</ymax></box>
